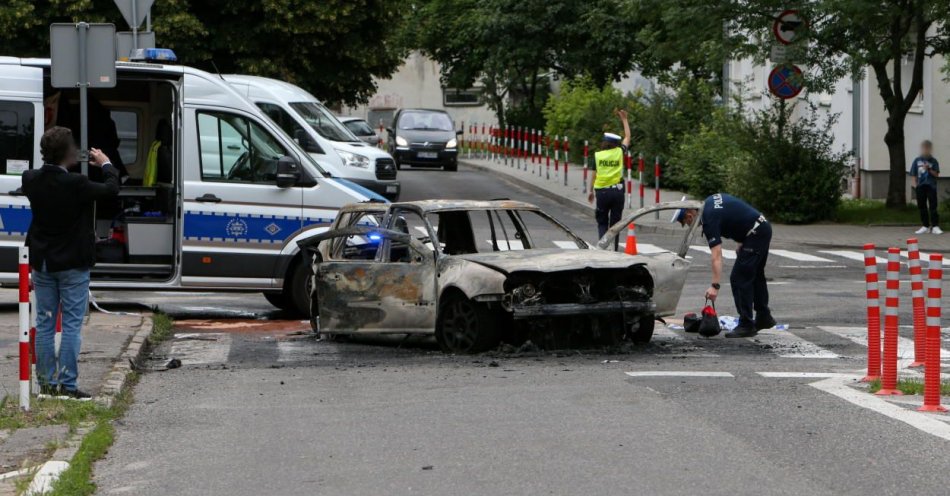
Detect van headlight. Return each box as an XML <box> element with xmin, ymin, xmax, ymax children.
<box><xmin>395</xmin><ymin>136</ymin><xmax>408</xmax><ymax>147</ymax></box>
<box><xmin>446</xmin><ymin>138</ymin><xmax>457</xmax><ymax>149</ymax></box>
<box><xmin>336</xmin><ymin>150</ymin><xmax>371</xmax><ymax>169</ymax></box>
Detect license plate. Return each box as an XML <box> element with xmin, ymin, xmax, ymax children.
<box><xmin>386</xmin><ymin>185</ymin><xmax>398</xmax><ymax>193</ymax></box>
<box><xmin>418</xmin><ymin>151</ymin><xmax>438</xmax><ymax>159</ymax></box>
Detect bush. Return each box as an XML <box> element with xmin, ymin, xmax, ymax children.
<box><xmin>669</xmin><ymin>108</ymin><xmax>748</xmax><ymax>198</ymax></box>
<box><xmin>542</xmin><ymin>77</ymin><xmax>632</xmax><ymax>164</ymax></box>
<box><xmin>733</xmin><ymin>102</ymin><xmax>851</xmax><ymax>224</ymax></box>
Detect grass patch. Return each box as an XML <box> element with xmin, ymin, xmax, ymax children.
<box><xmin>835</xmin><ymin>198</ymin><xmax>948</xmax><ymax>228</ymax></box>
<box><xmin>867</xmin><ymin>378</ymin><xmax>950</xmax><ymax>395</ymax></box>
<box><xmin>150</xmin><ymin>312</ymin><xmax>174</xmax><ymax>344</ymax></box>
<box><xmin>0</xmin><ymin>395</ymin><xmax>107</xmax><ymax>432</ymax></box>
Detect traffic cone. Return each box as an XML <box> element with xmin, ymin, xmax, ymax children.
<box><xmin>624</xmin><ymin>223</ymin><xmax>638</xmax><ymax>255</ymax></box>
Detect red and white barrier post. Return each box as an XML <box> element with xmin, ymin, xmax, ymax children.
<box><xmin>625</xmin><ymin>150</ymin><xmax>633</xmax><ymax>208</ymax></box>
<box><xmin>553</xmin><ymin>135</ymin><xmax>560</xmax><ymax>181</ymax></box>
<box><xmin>18</xmin><ymin>246</ymin><xmax>30</xmax><ymax>411</ymax></box>
<box><xmin>563</xmin><ymin>137</ymin><xmax>569</xmax><ymax>187</ymax></box>
<box><xmin>377</xmin><ymin>120</ymin><xmax>385</xmax><ymax>149</ymax></box>
<box><xmin>862</xmin><ymin>244</ymin><xmax>882</xmax><ymax>382</ymax></box>
<box><xmin>545</xmin><ymin>135</ymin><xmax>551</xmax><ymax>180</ymax></box>
<box><xmin>480</xmin><ymin>123</ymin><xmax>486</xmax><ymax>159</ymax></box>
<box><xmin>907</xmin><ymin>238</ymin><xmax>926</xmax><ymax>368</ymax></box>
<box><xmin>521</xmin><ymin>127</ymin><xmax>529</xmax><ymax>171</ymax></box>
<box><xmin>637</xmin><ymin>153</ymin><xmax>645</xmax><ymax>208</ymax></box>
<box><xmin>919</xmin><ymin>254</ymin><xmax>946</xmax><ymax>412</ymax></box>
<box><xmin>876</xmin><ymin>247</ymin><xmax>902</xmax><ymax>396</ymax></box>
<box><xmin>654</xmin><ymin>156</ymin><xmax>661</xmax><ymax>219</ymax></box>
<box><xmin>536</xmin><ymin>130</ymin><xmax>543</xmax><ymax>176</ymax></box>
<box><xmin>504</xmin><ymin>126</ymin><xmax>511</xmax><ymax>167</ymax></box>
<box><xmin>582</xmin><ymin>140</ymin><xmax>589</xmax><ymax>193</ymax></box>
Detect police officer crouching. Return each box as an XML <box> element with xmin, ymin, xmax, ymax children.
<box><xmin>587</xmin><ymin>109</ymin><xmax>630</xmax><ymax>250</ymax></box>
<box><xmin>673</xmin><ymin>193</ymin><xmax>776</xmax><ymax>338</ymax></box>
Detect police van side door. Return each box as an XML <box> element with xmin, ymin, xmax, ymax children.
<box><xmin>180</xmin><ymin>108</ymin><xmax>303</xmax><ymax>288</ymax></box>
<box><xmin>0</xmin><ymin>64</ymin><xmax>42</xmax><ymax>284</ymax></box>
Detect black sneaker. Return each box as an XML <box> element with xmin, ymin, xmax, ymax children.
<box><xmin>725</xmin><ymin>325</ymin><xmax>758</xmax><ymax>338</ymax></box>
<box><xmin>62</xmin><ymin>388</ymin><xmax>92</xmax><ymax>401</ymax></box>
<box><xmin>38</xmin><ymin>384</ymin><xmax>60</xmax><ymax>397</ymax></box>
<box><xmin>755</xmin><ymin>315</ymin><xmax>777</xmax><ymax>331</ymax></box>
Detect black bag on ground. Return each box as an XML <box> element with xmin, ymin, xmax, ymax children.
<box><xmin>683</xmin><ymin>313</ymin><xmax>701</xmax><ymax>333</ymax></box>
<box><xmin>699</xmin><ymin>300</ymin><xmax>721</xmax><ymax>337</ymax></box>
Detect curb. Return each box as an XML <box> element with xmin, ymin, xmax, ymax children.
<box><xmin>461</xmin><ymin>160</ymin><xmax>594</xmax><ymax>218</ymax></box>
<box><xmin>95</xmin><ymin>314</ymin><xmax>152</xmax><ymax>407</ymax></box>
<box><xmin>24</xmin><ymin>423</ymin><xmax>93</xmax><ymax>495</ymax></box>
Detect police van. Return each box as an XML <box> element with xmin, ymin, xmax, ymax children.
<box><xmin>0</xmin><ymin>53</ymin><xmax>379</xmax><ymax>316</ymax></box>
<box><xmin>223</xmin><ymin>75</ymin><xmax>400</xmax><ymax>201</ymax></box>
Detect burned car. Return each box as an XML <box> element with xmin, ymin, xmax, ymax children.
<box><xmin>297</xmin><ymin>200</ymin><xmax>703</xmax><ymax>353</ymax></box>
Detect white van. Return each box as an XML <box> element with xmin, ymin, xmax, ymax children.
<box><xmin>0</xmin><ymin>55</ymin><xmax>377</xmax><ymax>315</ymax></box>
<box><xmin>223</xmin><ymin>75</ymin><xmax>400</xmax><ymax>201</ymax></box>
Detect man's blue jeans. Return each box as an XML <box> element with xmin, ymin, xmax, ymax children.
<box><xmin>32</xmin><ymin>265</ymin><xmax>90</xmax><ymax>391</ymax></box>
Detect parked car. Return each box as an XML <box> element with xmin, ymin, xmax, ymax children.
<box><xmin>297</xmin><ymin>200</ymin><xmax>703</xmax><ymax>353</ymax></box>
<box><xmin>224</xmin><ymin>75</ymin><xmax>400</xmax><ymax>201</ymax></box>
<box><xmin>339</xmin><ymin>116</ymin><xmax>381</xmax><ymax>146</ymax></box>
<box><xmin>387</xmin><ymin>109</ymin><xmax>461</xmax><ymax>171</ymax></box>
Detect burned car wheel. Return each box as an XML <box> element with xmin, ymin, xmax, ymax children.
<box><xmin>628</xmin><ymin>314</ymin><xmax>656</xmax><ymax>344</ymax></box>
<box><xmin>436</xmin><ymin>293</ymin><xmax>499</xmax><ymax>353</ymax></box>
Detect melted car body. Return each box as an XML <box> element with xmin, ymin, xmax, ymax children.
<box><xmin>298</xmin><ymin>200</ymin><xmax>703</xmax><ymax>352</ymax></box>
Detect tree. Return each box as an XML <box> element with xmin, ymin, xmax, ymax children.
<box><xmin>408</xmin><ymin>0</ymin><xmax>641</xmax><ymax>127</ymax></box>
<box><xmin>0</xmin><ymin>0</ymin><xmax>407</xmax><ymax>106</ymax></box>
<box><xmin>723</xmin><ymin>0</ymin><xmax>950</xmax><ymax>207</ymax></box>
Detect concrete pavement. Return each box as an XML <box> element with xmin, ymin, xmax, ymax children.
<box><xmin>461</xmin><ymin>157</ymin><xmax>950</xmax><ymax>254</ymax></box>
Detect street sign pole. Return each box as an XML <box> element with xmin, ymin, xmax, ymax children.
<box><xmin>78</xmin><ymin>23</ymin><xmax>90</xmax><ymax>176</ymax></box>
<box><xmin>131</xmin><ymin>0</ymin><xmax>138</xmax><ymax>53</ymax></box>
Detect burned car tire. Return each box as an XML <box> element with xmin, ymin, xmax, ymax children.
<box><xmin>628</xmin><ymin>314</ymin><xmax>656</xmax><ymax>344</ymax></box>
<box><xmin>436</xmin><ymin>294</ymin><xmax>499</xmax><ymax>353</ymax></box>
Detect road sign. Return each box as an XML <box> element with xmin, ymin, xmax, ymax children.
<box><xmin>116</xmin><ymin>31</ymin><xmax>156</xmax><ymax>60</ymax></box>
<box><xmin>773</xmin><ymin>9</ymin><xmax>803</xmax><ymax>45</ymax></box>
<box><xmin>768</xmin><ymin>64</ymin><xmax>803</xmax><ymax>99</ymax></box>
<box><xmin>50</xmin><ymin>23</ymin><xmax>117</xmax><ymax>89</ymax></box>
<box><xmin>114</xmin><ymin>0</ymin><xmax>155</xmax><ymax>29</ymax></box>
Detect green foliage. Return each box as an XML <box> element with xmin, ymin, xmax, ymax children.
<box><xmin>0</xmin><ymin>0</ymin><xmax>406</xmax><ymax>105</ymax></box>
<box><xmin>733</xmin><ymin>102</ymin><xmax>851</xmax><ymax>224</ymax></box>
<box><xmin>542</xmin><ymin>78</ymin><xmax>631</xmax><ymax>162</ymax></box>
<box><xmin>669</xmin><ymin>109</ymin><xmax>748</xmax><ymax>198</ymax></box>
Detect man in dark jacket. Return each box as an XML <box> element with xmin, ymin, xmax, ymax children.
<box><xmin>23</xmin><ymin>126</ymin><xmax>119</xmax><ymax>399</ymax></box>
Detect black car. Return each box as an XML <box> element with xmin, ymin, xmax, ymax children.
<box><xmin>387</xmin><ymin>109</ymin><xmax>461</xmax><ymax>171</ymax></box>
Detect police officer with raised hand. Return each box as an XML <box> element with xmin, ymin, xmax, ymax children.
<box><xmin>587</xmin><ymin>109</ymin><xmax>630</xmax><ymax>250</ymax></box>
<box><xmin>674</xmin><ymin>193</ymin><xmax>775</xmax><ymax>338</ymax></box>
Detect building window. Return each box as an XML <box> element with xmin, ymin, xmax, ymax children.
<box><xmin>443</xmin><ymin>88</ymin><xmax>483</xmax><ymax>107</ymax></box>
<box><xmin>0</xmin><ymin>101</ymin><xmax>35</xmax><ymax>175</ymax></box>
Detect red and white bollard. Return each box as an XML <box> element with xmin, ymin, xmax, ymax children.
<box><xmin>562</xmin><ymin>137</ymin><xmax>569</xmax><ymax>187</ymax></box>
<box><xmin>625</xmin><ymin>150</ymin><xmax>633</xmax><ymax>208</ymax></box>
<box><xmin>654</xmin><ymin>156</ymin><xmax>661</xmax><ymax>219</ymax></box>
<box><xmin>521</xmin><ymin>127</ymin><xmax>529</xmax><ymax>171</ymax></box>
<box><xmin>637</xmin><ymin>153</ymin><xmax>645</xmax><ymax>208</ymax></box>
<box><xmin>545</xmin><ymin>135</ymin><xmax>551</xmax><ymax>180</ymax></box>
<box><xmin>536</xmin><ymin>130</ymin><xmax>543</xmax><ymax>175</ymax></box>
<box><xmin>18</xmin><ymin>246</ymin><xmax>30</xmax><ymax>411</ymax></box>
<box><xmin>907</xmin><ymin>238</ymin><xmax>926</xmax><ymax>367</ymax></box>
<box><xmin>480</xmin><ymin>123</ymin><xmax>486</xmax><ymax>159</ymax></box>
<box><xmin>553</xmin><ymin>135</ymin><xmax>560</xmax><ymax>180</ymax></box>
<box><xmin>504</xmin><ymin>126</ymin><xmax>511</xmax><ymax>166</ymax></box>
<box><xmin>876</xmin><ymin>247</ymin><xmax>902</xmax><ymax>396</ymax></box>
<box><xmin>862</xmin><ymin>244</ymin><xmax>882</xmax><ymax>382</ymax></box>
<box><xmin>582</xmin><ymin>140</ymin><xmax>589</xmax><ymax>193</ymax></box>
<box><xmin>919</xmin><ymin>254</ymin><xmax>946</xmax><ymax>412</ymax></box>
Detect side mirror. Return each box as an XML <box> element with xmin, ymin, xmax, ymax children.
<box><xmin>276</xmin><ymin>156</ymin><xmax>301</xmax><ymax>188</ymax></box>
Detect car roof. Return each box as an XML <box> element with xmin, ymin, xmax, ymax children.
<box><xmin>398</xmin><ymin>108</ymin><xmax>450</xmax><ymax>115</ymax></box>
<box><xmin>222</xmin><ymin>74</ymin><xmax>320</xmax><ymax>103</ymax></box>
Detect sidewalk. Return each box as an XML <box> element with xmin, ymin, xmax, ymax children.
<box><xmin>0</xmin><ymin>289</ymin><xmax>149</xmax><ymax>493</ymax></box>
<box><xmin>461</xmin><ymin>156</ymin><xmax>950</xmax><ymax>253</ymax></box>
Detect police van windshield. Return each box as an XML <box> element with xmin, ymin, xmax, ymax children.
<box><xmin>289</xmin><ymin>102</ymin><xmax>360</xmax><ymax>143</ymax></box>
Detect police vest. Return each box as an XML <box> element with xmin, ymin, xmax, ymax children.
<box><xmin>594</xmin><ymin>147</ymin><xmax>624</xmax><ymax>188</ymax></box>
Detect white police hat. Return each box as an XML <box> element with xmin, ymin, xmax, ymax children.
<box><xmin>671</xmin><ymin>195</ymin><xmax>690</xmax><ymax>224</ymax></box>
<box><xmin>603</xmin><ymin>133</ymin><xmax>622</xmax><ymax>143</ymax></box>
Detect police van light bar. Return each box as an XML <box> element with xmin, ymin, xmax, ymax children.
<box><xmin>130</xmin><ymin>48</ymin><xmax>178</xmax><ymax>63</ymax></box>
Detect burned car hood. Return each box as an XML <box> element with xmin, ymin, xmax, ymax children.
<box><xmin>455</xmin><ymin>249</ymin><xmax>645</xmax><ymax>275</ymax></box>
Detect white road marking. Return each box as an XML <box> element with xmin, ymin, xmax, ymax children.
<box><xmin>818</xmin><ymin>250</ymin><xmax>887</xmax><ymax>264</ymax></box>
<box><xmin>625</xmin><ymin>371</ymin><xmax>734</xmax><ymax>378</ymax></box>
<box><xmin>810</xmin><ymin>376</ymin><xmax>950</xmax><ymax>442</ymax></box>
<box><xmin>690</xmin><ymin>245</ymin><xmax>736</xmax><ymax>259</ymax></box>
<box><xmin>777</xmin><ymin>265</ymin><xmax>847</xmax><ymax>269</ymax></box>
<box><xmin>552</xmin><ymin>240</ymin><xmax>582</xmax><ymax>249</ymax></box>
<box><xmin>770</xmin><ymin>249</ymin><xmax>834</xmax><ymax>263</ymax></box>
<box><xmin>818</xmin><ymin>326</ymin><xmax>950</xmax><ymax>375</ymax></box>
<box><xmin>169</xmin><ymin>333</ymin><xmax>231</xmax><ymax>365</ymax></box>
<box><xmin>626</xmin><ymin>243</ymin><xmax>668</xmax><ymax>254</ymax></box>
<box><xmin>757</xmin><ymin>372</ymin><xmax>860</xmax><ymax>378</ymax></box>
<box><xmin>753</xmin><ymin>328</ymin><xmax>840</xmax><ymax>358</ymax></box>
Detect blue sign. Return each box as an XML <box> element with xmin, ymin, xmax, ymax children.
<box><xmin>768</xmin><ymin>64</ymin><xmax>803</xmax><ymax>99</ymax></box>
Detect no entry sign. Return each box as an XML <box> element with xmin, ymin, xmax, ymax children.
<box><xmin>768</xmin><ymin>64</ymin><xmax>803</xmax><ymax>99</ymax></box>
<box><xmin>773</xmin><ymin>10</ymin><xmax>803</xmax><ymax>45</ymax></box>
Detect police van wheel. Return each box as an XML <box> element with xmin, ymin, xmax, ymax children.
<box><xmin>263</xmin><ymin>292</ymin><xmax>294</xmax><ymax>312</ymax></box>
<box><xmin>289</xmin><ymin>261</ymin><xmax>314</xmax><ymax>317</ymax></box>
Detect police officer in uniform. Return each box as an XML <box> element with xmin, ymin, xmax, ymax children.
<box><xmin>587</xmin><ymin>109</ymin><xmax>630</xmax><ymax>250</ymax></box>
<box><xmin>674</xmin><ymin>193</ymin><xmax>775</xmax><ymax>338</ymax></box>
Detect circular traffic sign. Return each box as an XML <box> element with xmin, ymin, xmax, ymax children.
<box><xmin>773</xmin><ymin>9</ymin><xmax>803</xmax><ymax>45</ymax></box>
<box><xmin>768</xmin><ymin>64</ymin><xmax>803</xmax><ymax>99</ymax></box>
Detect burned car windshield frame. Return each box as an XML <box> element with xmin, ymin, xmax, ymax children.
<box><xmin>419</xmin><ymin>207</ymin><xmax>588</xmax><ymax>255</ymax></box>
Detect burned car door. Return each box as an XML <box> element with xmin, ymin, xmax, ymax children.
<box><xmin>305</xmin><ymin>227</ymin><xmax>437</xmax><ymax>334</ymax></box>
<box><xmin>596</xmin><ymin>200</ymin><xmax>704</xmax><ymax>316</ymax></box>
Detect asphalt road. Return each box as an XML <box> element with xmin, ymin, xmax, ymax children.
<box><xmin>92</xmin><ymin>165</ymin><xmax>950</xmax><ymax>495</ymax></box>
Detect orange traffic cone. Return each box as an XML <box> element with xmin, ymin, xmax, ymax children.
<box><xmin>624</xmin><ymin>223</ymin><xmax>638</xmax><ymax>255</ymax></box>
